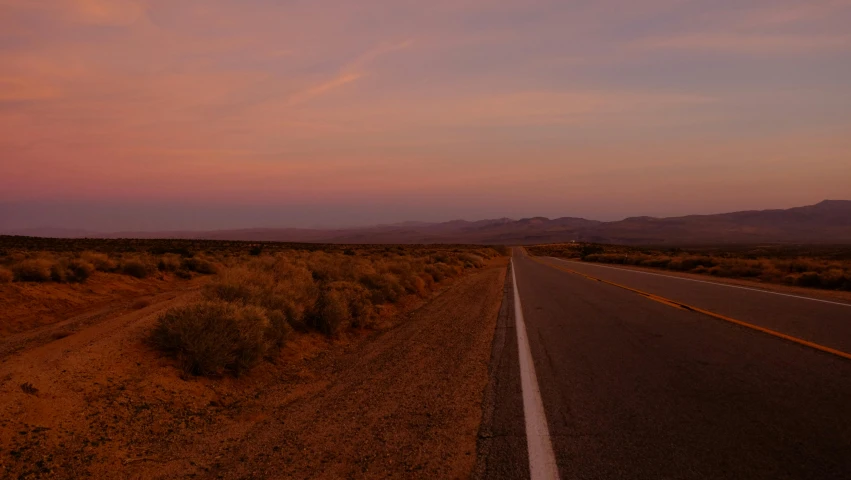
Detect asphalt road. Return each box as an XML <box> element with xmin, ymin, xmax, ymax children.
<box><xmin>477</xmin><ymin>248</ymin><xmax>851</xmax><ymax>479</ymax></box>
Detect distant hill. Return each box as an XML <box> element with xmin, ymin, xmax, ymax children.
<box><xmin>5</xmin><ymin>200</ymin><xmax>851</xmax><ymax>245</ymax></box>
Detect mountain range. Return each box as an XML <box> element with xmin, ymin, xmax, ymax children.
<box><xmin>5</xmin><ymin>200</ymin><xmax>851</xmax><ymax>245</ymax></box>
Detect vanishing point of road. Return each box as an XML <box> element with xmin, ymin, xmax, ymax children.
<box><xmin>475</xmin><ymin>248</ymin><xmax>851</xmax><ymax>480</ymax></box>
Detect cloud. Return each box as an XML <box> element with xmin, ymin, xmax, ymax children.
<box><xmin>0</xmin><ymin>77</ymin><xmax>60</xmax><ymax>102</ymax></box>
<box><xmin>0</xmin><ymin>0</ymin><xmax>147</xmax><ymax>26</ymax></box>
<box><xmin>348</xmin><ymin>40</ymin><xmax>413</xmax><ymax>70</ymax></box>
<box><xmin>287</xmin><ymin>73</ymin><xmax>365</xmax><ymax>106</ymax></box>
<box><xmin>285</xmin><ymin>40</ymin><xmax>413</xmax><ymax>106</ymax></box>
<box><xmin>69</xmin><ymin>0</ymin><xmax>146</xmax><ymax>26</ymax></box>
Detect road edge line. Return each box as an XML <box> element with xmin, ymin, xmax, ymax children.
<box><xmin>511</xmin><ymin>258</ymin><xmax>560</xmax><ymax>480</ymax></box>
<box><xmin>530</xmin><ymin>256</ymin><xmax>851</xmax><ymax>362</ymax></box>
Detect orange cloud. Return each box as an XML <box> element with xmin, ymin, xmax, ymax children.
<box><xmin>286</xmin><ymin>40</ymin><xmax>412</xmax><ymax>106</ymax></box>
<box><xmin>69</xmin><ymin>0</ymin><xmax>146</xmax><ymax>26</ymax></box>
<box><xmin>0</xmin><ymin>77</ymin><xmax>60</xmax><ymax>101</ymax></box>
<box><xmin>288</xmin><ymin>73</ymin><xmax>365</xmax><ymax>106</ymax></box>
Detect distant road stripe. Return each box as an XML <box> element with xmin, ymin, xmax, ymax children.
<box><xmin>511</xmin><ymin>258</ymin><xmax>560</xmax><ymax>480</ymax></box>
<box><xmin>531</xmin><ymin>256</ymin><xmax>851</xmax><ymax>362</ymax></box>
<box><xmin>549</xmin><ymin>257</ymin><xmax>851</xmax><ymax>308</ymax></box>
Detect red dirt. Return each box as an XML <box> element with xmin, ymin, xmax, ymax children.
<box><xmin>0</xmin><ymin>259</ymin><xmax>508</xmax><ymax>479</ymax></box>
<box><xmin>0</xmin><ymin>272</ymin><xmax>199</xmax><ymax>337</ymax></box>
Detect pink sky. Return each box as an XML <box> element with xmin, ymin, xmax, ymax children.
<box><xmin>1</xmin><ymin>0</ymin><xmax>850</xmax><ymax>231</ymax></box>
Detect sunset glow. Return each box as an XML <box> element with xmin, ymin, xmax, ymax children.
<box><xmin>2</xmin><ymin>0</ymin><xmax>850</xmax><ymax>231</ymax></box>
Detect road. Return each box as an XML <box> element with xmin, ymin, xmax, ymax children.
<box><xmin>476</xmin><ymin>248</ymin><xmax>851</xmax><ymax>479</ymax></box>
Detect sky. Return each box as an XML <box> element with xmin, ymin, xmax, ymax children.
<box><xmin>1</xmin><ymin>0</ymin><xmax>850</xmax><ymax>232</ymax></box>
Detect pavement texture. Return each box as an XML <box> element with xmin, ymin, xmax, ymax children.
<box><xmin>478</xmin><ymin>249</ymin><xmax>851</xmax><ymax>479</ymax></box>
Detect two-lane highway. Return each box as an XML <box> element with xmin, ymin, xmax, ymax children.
<box><xmin>476</xmin><ymin>248</ymin><xmax>851</xmax><ymax>479</ymax></box>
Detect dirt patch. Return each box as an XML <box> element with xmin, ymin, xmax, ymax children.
<box><xmin>0</xmin><ymin>258</ymin><xmax>508</xmax><ymax>479</ymax></box>
<box><xmin>0</xmin><ymin>272</ymin><xmax>197</xmax><ymax>337</ymax></box>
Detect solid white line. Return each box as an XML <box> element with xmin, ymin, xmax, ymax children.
<box><xmin>550</xmin><ymin>257</ymin><xmax>851</xmax><ymax>308</ymax></box>
<box><xmin>511</xmin><ymin>258</ymin><xmax>560</xmax><ymax>480</ymax></box>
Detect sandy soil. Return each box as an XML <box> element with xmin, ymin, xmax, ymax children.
<box><xmin>0</xmin><ymin>272</ymin><xmax>200</xmax><ymax>337</ymax></box>
<box><xmin>0</xmin><ymin>259</ymin><xmax>508</xmax><ymax>479</ymax></box>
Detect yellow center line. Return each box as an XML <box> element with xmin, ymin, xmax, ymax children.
<box><xmin>527</xmin><ymin>255</ymin><xmax>851</xmax><ymax>362</ymax></box>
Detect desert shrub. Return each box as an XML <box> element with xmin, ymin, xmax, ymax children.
<box><xmin>796</xmin><ymin>271</ymin><xmax>821</xmax><ymax>287</ymax></box>
<box><xmin>458</xmin><ymin>253</ymin><xmax>484</xmax><ymax>268</ymax></box>
<box><xmin>81</xmin><ymin>252</ymin><xmax>116</xmax><ymax>272</ymax></box>
<box><xmin>329</xmin><ymin>281</ymin><xmax>374</xmax><ymax>328</ymax></box>
<box><xmin>203</xmin><ymin>267</ymin><xmax>265</xmax><ymax>304</ymax></box>
<box><xmin>672</xmin><ymin>256</ymin><xmax>717</xmax><ymax>271</ymax></box>
<box><xmin>157</xmin><ymin>254</ymin><xmax>182</xmax><ymax>272</ymax></box>
<box><xmin>13</xmin><ymin>259</ymin><xmax>53</xmax><ymax>282</ymax></box>
<box><xmin>530</xmin><ymin>243</ymin><xmax>851</xmax><ymax>291</ymax></box>
<box><xmin>309</xmin><ymin>289</ymin><xmax>350</xmax><ymax>336</ymax></box>
<box><xmin>50</xmin><ymin>262</ymin><xmax>67</xmax><ymax>282</ymax></box>
<box><xmin>183</xmin><ymin>257</ymin><xmax>218</xmax><ymax>275</ymax></box>
<box><xmin>204</xmin><ymin>261</ymin><xmax>318</xmax><ymax>332</ymax></box>
<box><xmin>265</xmin><ymin>310</ymin><xmax>291</xmax><ymax>348</ymax></box>
<box><xmin>580</xmin><ymin>244</ymin><xmax>604</xmax><ymax>259</ymax></box>
<box><xmin>818</xmin><ymin>269</ymin><xmax>848</xmax><ymax>289</ymax></box>
<box><xmin>639</xmin><ymin>256</ymin><xmax>672</xmax><ymax>268</ymax></box>
<box><xmin>432</xmin><ymin>253</ymin><xmax>451</xmax><ymax>264</ymax></box>
<box><xmin>122</xmin><ymin>260</ymin><xmax>154</xmax><ymax>279</ymax></box>
<box><xmin>150</xmin><ymin>301</ymin><xmax>274</xmax><ymax>376</ymax></box>
<box><xmin>63</xmin><ymin>259</ymin><xmax>95</xmax><ymax>282</ymax></box>
<box><xmin>360</xmin><ymin>272</ymin><xmax>405</xmax><ymax>304</ymax></box>
<box><xmin>788</xmin><ymin>260</ymin><xmax>818</xmax><ymax>274</ymax></box>
<box><xmin>0</xmin><ymin>267</ymin><xmax>12</xmax><ymax>283</ymax></box>
<box><xmin>425</xmin><ymin>265</ymin><xmax>445</xmax><ymax>283</ymax></box>
<box><xmin>150</xmin><ymin>246</ymin><xmax>493</xmax><ymax>356</ymax></box>
<box><xmin>418</xmin><ymin>272</ymin><xmax>435</xmax><ymax>290</ymax></box>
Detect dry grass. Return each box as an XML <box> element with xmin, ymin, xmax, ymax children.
<box><xmin>0</xmin><ymin>267</ymin><xmax>12</xmax><ymax>283</ymax></box>
<box><xmin>149</xmin><ymin>301</ymin><xmax>284</xmax><ymax>376</ymax></box>
<box><xmin>529</xmin><ymin>243</ymin><xmax>851</xmax><ymax>291</ymax></box>
<box><xmin>152</xmin><ymin>245</ymin><xmax>503</xmax><ymax>376</ymax></box>
<box><xmin>0</xmin><ymin>247</ymin><xmax>220</xmax><ymax>284</ymax></box>
<box><xmin>0</xmin><ymin>236</ymin><xmax>505</xmax><ymax>376</ymax></box>
<box><xmin>81</xmin><ymin>251</ymin><xmax>117</xmax><ymax>272</ymax></box>
<box><xmin>12</xmin><ymin>259</ymin><xmax>53</xmax><ymax>282</ymax></box>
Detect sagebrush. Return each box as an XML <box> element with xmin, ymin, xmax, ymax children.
<box><xmin>151</xmin><ymin>246</ymin><xmax>503</xmax><ymax>376</ymax></box>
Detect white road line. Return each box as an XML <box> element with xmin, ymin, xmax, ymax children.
<box><xmin>512</xmin><ymin>258</ymin><xmax>560</xmax><ymax>480</ymax></box>
<box><xmin>550</xmin><ymin>257</ymin><xmax>851</xmax><ymax>308</ymax></box>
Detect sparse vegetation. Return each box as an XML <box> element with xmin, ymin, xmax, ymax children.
<box><xmin>0</xmin><ymin>237</ymin><xmax>227</xmax><ymax>284</ymax></box>
<box><xmin>0</xmin><ymin>236</ymin><xmax>507</xmax><ymax>376</ymax></box>
<box><xmin>120</xmin><ymin>259</ymin><xmax>155</xmax><ymax>278</ymax></box>
<box><xmin>20</xmin><ymin>382</ymin><xmax>38</xmax><ymax>396</ymax></box>
<box><xmin>12</xmin><ymin>259</ymin><xmax>53</xmax><ymax>282</ymax></box>
<box><xmin>528</xmin><ymin>243</ymin><xmax>851</xmax><ymax>291</ymax></box>
<box><xmin>151</xmin><ymin>244</ymin><xmax>503</xmax><ymax>376</ymax></box>
<box><xmin>150</xmin><ymin>301</ymin><xmax>281</xmax><ymax>376</ymax></box>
